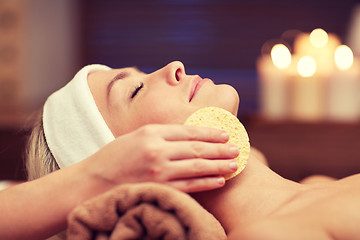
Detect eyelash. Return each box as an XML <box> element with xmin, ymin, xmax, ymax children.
<box><xmin>131</xmin><ymin>82</ymin><xmax>144</xmax><ymax>99</ymax></box>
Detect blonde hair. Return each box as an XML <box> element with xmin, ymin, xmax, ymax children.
<box><xmin>25</xmin><ymin>110</ymin><xmax>59</xmax><ymax>180</ymax></box>
<box><xmin>25</xmin><ymin>110</ymin><xmax>66</xmax><ymax>240</ymax></box>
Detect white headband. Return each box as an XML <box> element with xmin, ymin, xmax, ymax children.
<box><xmin>43</xmin><ymin>64</ymin><xmax>115</xmax><ymax>168</ymax></box>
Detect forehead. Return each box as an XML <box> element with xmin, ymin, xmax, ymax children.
<box><xmin>88</xmin><ymin>68</ymin><xmax>128</xmax><ymax>92</ymax></box>
<box><xmin>88</xmin><ymin>67</ymin><xmax>141</xmax><ymax>85</ymax></box>
<box><xmin>89</xmin><ymin>68</ymin><xmax>127</xmax><ymax>81</ymax></box>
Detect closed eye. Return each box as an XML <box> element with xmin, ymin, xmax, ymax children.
<box><xmin>131</xmin><ymin>82</ymin><xmax>144</xmax><ymax>99</ymax></box>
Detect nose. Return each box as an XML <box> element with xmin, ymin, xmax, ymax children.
<box><xmin>162</xmin><ymin>61</ymin><xmax>186</xmax><ymax>85</ymax></box>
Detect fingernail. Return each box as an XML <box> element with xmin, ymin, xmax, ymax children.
<box><xmin>229</xmin><ymin>146</ymin><xmax>239</xmax><ymax>156</ymax></box>
<box><xmin>217</xmin><ymin>177</ymin><xmax>225</xmax><ymax>185</ymax></box>
<box><xmin>229</xmin><ymin>161</ymin><xmax>238</xmax><ymax>171</ymax></box>
<box><xmin>220</xmin><ymin>132</ymin><xmax>229</xmax><ymax>141</ymax></box>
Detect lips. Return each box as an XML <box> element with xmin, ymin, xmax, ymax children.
<box><xmin>189</xmin><ymin>76</ymin><xmax>208</xmax><ymax>102</ymax></box>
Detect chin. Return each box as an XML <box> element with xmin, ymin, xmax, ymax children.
<box><xmin>213</xmin><ymin>84</ymin><xmax>239</xmax><ymax>116</ymax></box>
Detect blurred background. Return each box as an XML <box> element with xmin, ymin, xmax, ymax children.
<box><xmin>1</xmin><ymin>0</ymin><xmax>360</xmax><ymax>182</ymax></box>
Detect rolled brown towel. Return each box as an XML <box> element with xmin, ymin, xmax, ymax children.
<box><xmin>67</xmin><ymin>183</ymin><xmax>226</xmax><ymax>240</ymax></box>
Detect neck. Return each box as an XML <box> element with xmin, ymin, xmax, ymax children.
<box><xmin>192</xmin><ymin>151</ymin><xmax>303</xmax><ymax>232</ymax></box>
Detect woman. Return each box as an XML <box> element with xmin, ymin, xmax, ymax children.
<box><xmin>22</xmin><ymin>63</ymin><xmax>240</xmax><ymax>240</ymax></box>
<box><xmin>27</xmin><ymin>61</ymin><xmax>360</xmax><ymax>239</ymax></box>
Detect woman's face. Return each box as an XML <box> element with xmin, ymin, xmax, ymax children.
<box><xmin>88</xmin><ymin>61</ymin><xmax>239</xmax><ymax>137</ymax></box>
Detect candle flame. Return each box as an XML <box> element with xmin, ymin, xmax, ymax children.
<box><xmin>297</xmin><ymin>56</ymin><xmax>317</xmax><ymax>77</ymax></box>
<box><xmin>271</xmin><ymin>44</ymin><xmax>292</xmax><ymax>69</ymax></box>
<box><xmin>334</xmin><ymin>45</ymin><xmax>354</xmax><ymax>70</ymax></box>
<box><xmin>309</xmin><ymin>28</ymin><xmax>328</xmax><ymax>48</ymax></box>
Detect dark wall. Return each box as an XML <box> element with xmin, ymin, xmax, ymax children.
<box><xmin>80</xmin><ymin>0</ymin><xmax>358</xmax><ymax>70</ymax></box>
<box><xmin>0</xmin><ymin>128</ymin><xmax>28</xmax><ymax>180</ymax></box>
<box><xmin>80</xmin><ymin>0</ymin><xmax>359</xmax><ymax>118</ymax></box>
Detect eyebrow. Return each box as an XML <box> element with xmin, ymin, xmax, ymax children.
<box><xmin>106</xmin><ymin>67</ymin><xmax>142</xmax><ymax>97</ymax></box>
<box><xmin>107</xmin><ymin>71</ymin><xmax>129</xmax><ymax>97</ymax></box>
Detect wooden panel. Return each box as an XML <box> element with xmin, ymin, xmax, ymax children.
<box><xmin>0</xmin><ymin>0</ymin><xmax>26</xmax><ymax>111</ymax></box>
<box><xmin>246</xmin><ymin>119</ymin><xmax>360</xmax><ymax>182</ymax></box>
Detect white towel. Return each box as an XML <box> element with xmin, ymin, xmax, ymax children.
<box><xmin>43</xmin><ymin>64</ymin><xmax>115</xmax><ymax>168</ymax></box>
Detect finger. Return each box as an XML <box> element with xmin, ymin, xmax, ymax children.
<box><xmin>166</xmin><ymin>159</ymin><xmax>238</xmax><ymax>180</ymax></box>
<box><xmin>145</xmin><ymin>124</ymin><xmax>229</xmax><ymax>143</ymax></box>
<box><xmin>167</xmin><ymin>176</ymin><xmax>226</xmax><ymax>193</ymax></box>
<box><xmin>167</xmin><ymin>141</ymin><xmax>239</xmax><ymax>160</ymax></box>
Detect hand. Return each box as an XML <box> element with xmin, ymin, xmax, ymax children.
<box><xmin>85</xmin><ymin>124</ymin><xmax>239</xmax><ymax>193</ymax></box>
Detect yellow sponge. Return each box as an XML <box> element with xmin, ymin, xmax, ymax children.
<box><xmin>184</xmin><ymin>107</ymin><xmax>250</xmax><ymax>180</ymax></box>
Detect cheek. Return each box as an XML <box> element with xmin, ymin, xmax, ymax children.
<box><xmin>134</xmin><ymin>90</ymin><xmax>193</xmax><ymax>125</ymax></box>
<box><xmin>135</xmin><ymin>100</ymin><xmax>190</xmax><ymax>125</ymax></box>
<box><xmin>209</xmin><ymin>85</ymin><xmax>239</xmax><ymax>115</ymax></box>
<box><xmin>116</xmin><ymin>96</ymin><xmax>190</xmax><ymax>136</ymax></box>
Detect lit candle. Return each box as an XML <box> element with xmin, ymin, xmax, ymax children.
<box><xmin>294</xmin><ymin>28</ymin><xmax>341</xmax><ymax>77</ymax></box>
<box><xmin>327</xmin><ymin>45</ymin><xmax>360</xmax><ymax>122</ymax></box>
<box><xmin>257</xmin><ymin>44</ymin><xmax>293</xmax><ymax>120</ymax></box>
<box><xmin>292</xmin><ymin>56</ymin><xmax>325</xmax><ymax>121</ymax></box>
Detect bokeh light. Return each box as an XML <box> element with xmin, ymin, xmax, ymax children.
<box><xmin>309</xmin><ymin>28</ymin><xmax>328</xmax><ymax>48</ymax></box>
<box><xmin>297</xmin><ymin>56</ymin><xmax>317</xmax><ymax>77</ymax></box>
<box><xmin>334</xmin><ymin>45</ymin><xmax>354</xmax><ymax>70</ymax></box>
<box><xmin>270</xmin><ymin>44</ymin><xmax>292</xmax><ymax>69</ymax></box>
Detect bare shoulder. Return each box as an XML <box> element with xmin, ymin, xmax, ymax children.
<box><xmin>337</xmin><ymin>173</ymin><xmax>360</xmax><ymax>186</ymax></box>
<box><xmin>294</xmin><ymin>175</ymin><xmax>360</xmax><ymax>238</ymax></box>
<box><xmin>228</xmin><ymin>218</ymin><xmax>330</xmax><ymax>240</ymax></box>
<box><xmin>229</xmin><ymin>175</ymin><xmax>360</xmax><ymax>240</ymax></box>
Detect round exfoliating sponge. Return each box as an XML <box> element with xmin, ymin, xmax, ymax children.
<box><xmin>184</xmin><ymin>107</ymin><xmax>250</xmax><ymax>180</ymax></box>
